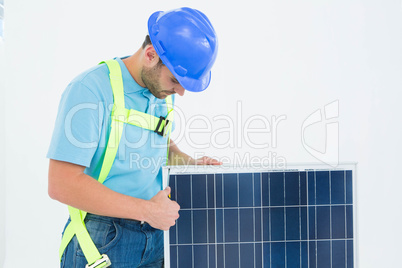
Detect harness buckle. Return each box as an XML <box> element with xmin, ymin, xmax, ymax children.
<box><xmin>154</xmin><ymin>116</ymin><xmax>171</xmax><ymax>137</ymax></box>
<box><xmin>85</xmin><ymin>254</ymin><xmax>111</xmax><ymax>268</ymax></box>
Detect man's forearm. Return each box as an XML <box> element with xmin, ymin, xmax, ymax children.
<box><xmin>168</xmin><ymin>139</ymin><xmax>194</xmax><ymax>165</ymax></box>
<box><xmin>48</xmin><ymin>159</ymin><xmax>179</xmax><ymax>230</ymax></box>
<box><xmin>48</xmin><ymin>159</ymin><xmax>149</xmax><ymax>221</ymax></box>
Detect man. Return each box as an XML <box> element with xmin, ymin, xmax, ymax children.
<box><xmin>47</xmin><ymin>7</ymin><xmax>219</xmax><ymax>268</ymax></box>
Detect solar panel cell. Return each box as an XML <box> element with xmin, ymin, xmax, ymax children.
<box><xmin>193</xmin><ymin>210</ymin><xmax>207</xmax><ymax>243</ymax></box>
<box><xmin>316</xmin><ymin>206</ymin><xmax>331</xmax><ymax>239</ymax></box>
<box><xmin>270</xmin><ymin>173</ymin><xmax>284</xmax><ymax>206</ymax></box>
<box><xmin>331</xmin><ymin>171</ymin><xmax>345</xmax><ymax>204</ymax></box>
<box><xmin>316</xmin><ymin>171</ymin><xmax>330</xmax><ymax>205</ymax></box>
<box><xmin>347</xmin><ymin>240</ymin><xmax>354</xmax><ymax>267</ymax></box>
<box><xmin>225</xmin><ymin>244</ymin><xmax>239</xmax><ymax>267</ymax></box>
<box><xmin>239</xmin><ymin>173</ymin><xmax>254</xmax><ymax>207</ymax></box>
<box><xmin>194</xmin><ymin>245</ymin><xmax>208</xmax><ymax>268</ymax></box>
<box><xmin>332</xmin><ymin>240</ymin><xmax>346</xmax><ymax>267</ymax></box>
<box><xmin>307</xmin><ymin>171</ymin><xmax>316</xmax><ymax>205</ymax></box>
<box><xmin>285</xmin><ymin>172</ymin><xmax>300</xmax><ymax>206</ymax></box>
<box><xmin>332</xmin><ymin>205</ymin><xmax>346</xmax><ymax>239</ymax></box>
<box><xmin>271</xmin><ymin>242</ymin><xmax>285</xmax><ymax>267</ymax></box>
<box><xmin>286</xmin><ymin>207</ymin><xmax>300</xmax><ymax>241</ymax></box>
<box><xmin>287</xmin><ymin>241</ymin><xmax>301</xmax><ymax>267</ymax></box>
<box><xmin>223</xmin><ymin>173</ymin><xmax>238</xmax><ymax>207</ymax></box>
<box><xmin>271</xmin><ymin>207</ymin><xmax>285</xmax><ymax>241</ymax></box>
<box><xmin>192</xmin><ymin>174</ymin><xmax>206</xmax><ymax>208</ymax></box>
<box><xmin>240</xmin><ymin>243</ymin><xmax>254</xmax><ymax>267</ymax></box>
<box><xmin>240</xmin><ymin>208</ymin><xmax>254</xmax><ymax>242</ymax></box>
<box><xmin>300</xmin><ymin>172</ymin><xmax>307</xmax><ymax>205</ymax></box>
<box><xmin>317</xmin><ymin>241</ymin><xmax>331</xmax><ymax>267</ymax></box>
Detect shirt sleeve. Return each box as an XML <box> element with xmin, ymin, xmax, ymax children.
<box><xmin>47</xmin><ymin>81</ymin><xmax>104</xmax><ymax>167</ymax></box>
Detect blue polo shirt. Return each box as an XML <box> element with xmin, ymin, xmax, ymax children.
<box><xmin>47</xmin><ymin>57</ymin><xmax>174</xmax><ymax>200</ymax></box>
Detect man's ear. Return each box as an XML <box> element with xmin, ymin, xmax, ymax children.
<box><xmin>143</xmin><ymin>45</ymin><xmax>160</xmax><ymax>68</ymax></box>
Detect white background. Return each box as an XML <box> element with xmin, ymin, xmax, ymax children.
<box><xmin>1</xmin><ymin>0</ymin><xmax>402</xmax><ymax>267</ymax></box>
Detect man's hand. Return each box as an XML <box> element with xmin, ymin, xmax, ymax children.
<box><xmin>146</xmin><ymin>187</ymin><xmax>180</xmax><ymax>230</ymax></box>
<box><xmin>192</xmin><ymin>156</ymin><xmax>222</xmax><ymax>165</ymax></box>
<box><xmin>168</xmin><ymin>139</ymin><xmax>223</xmax><ymax>166</ymax></box>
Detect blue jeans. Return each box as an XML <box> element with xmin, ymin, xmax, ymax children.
<box><xmin>60</xmin><ymin>214</ymin><xmax>164</xmax><ymax>268</ymax></box>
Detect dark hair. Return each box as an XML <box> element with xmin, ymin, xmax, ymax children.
<box><xmin>142</xmin><ymin>35</ymin><xmax>164</xmax><ymax>66</ymax></box>
<box><xmin>142</xmin><ymin>35</ymin><xmax>152</xmax><ymax>49</ymax></box>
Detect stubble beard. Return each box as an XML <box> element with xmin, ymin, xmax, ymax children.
<box><xmin>141</xmin><ymin>64</ymin><xmax>165</xmax><ymax>99</ymax></box>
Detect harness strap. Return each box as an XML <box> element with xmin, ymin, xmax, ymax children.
<box><xmin>113</xmin><ymin>107</ymin><xmax>173</xmax><ymax>136</ymax></box>
<box><xmin>59</xmin><ymin>59</ymin><xmax>174</xmax><ymax>267</ymax></box>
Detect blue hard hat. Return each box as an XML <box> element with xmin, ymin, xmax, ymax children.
<box><xmin>148</xmin><ymin>7</ymin><xmax>218</xmax><ymax>92</ymax></box>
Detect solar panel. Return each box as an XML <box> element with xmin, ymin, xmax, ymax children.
<box><xmin>163</xmin><ymin>164</ymin><xmax>356</xmax><ymax>268</ymax></box>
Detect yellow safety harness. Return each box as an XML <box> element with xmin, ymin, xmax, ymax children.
<box><xmin>59</xmin><ymin>59</ymin><xmax>174</xmax><ymax>268</ymax></box>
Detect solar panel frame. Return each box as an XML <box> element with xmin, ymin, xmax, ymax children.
<box><xmin>163</xmin><ymin>163</ymin><xmax>358</xmax><ymax>268</ymax></box>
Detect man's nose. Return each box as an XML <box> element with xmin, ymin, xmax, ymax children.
<box><xmin>174</xmin><ymin>85</ymin><xmax>185</xmax><ymax>96</ymax></box>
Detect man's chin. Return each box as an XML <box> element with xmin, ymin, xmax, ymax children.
<box><xmin>155</xmin><ymin>93</ymin><xmax>168</xmax><ymax>99</ymax></box>
<box><xmin>161</xmin><ymin>92</ymin><xmax>175</xmax><ymax>98</ymax></box>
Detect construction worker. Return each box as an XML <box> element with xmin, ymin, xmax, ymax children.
<box><xmin>47</xmin><ymin>7</ymin><xmax>219</xmax><ymax>268</ymax></box>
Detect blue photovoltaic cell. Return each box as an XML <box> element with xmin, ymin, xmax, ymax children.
<box><xmin>332</xmin><ymin>206</ymin><xmax>346</xmax><ymax>239</ymax></box>
<box><xmin>300</xmin><ymin>172</ymin><xmax>307</xmax><ymax>205</ymax></box>
<box><xmin>332</xmin><ymin>240</ymin><xmax>346</xmax><ymax>268</ymax></box>
<box><xmin>207</xmin><ymin>210</ymin><xmax>215</xmax><ymax>243</ymax></box>
<box><xmin>287</xmin><ymin>242</ymin><xmax>301</xmax><ymax>267</ymax></box>
<box><xmin>208</xmin><ymin>245</ymin><xmax>215</xmax><ymax>267</ymax></box>
<box><xmin>271</xmin><ymin>242</ymin><xmax>285</xmax><ymax>267</ymax></box>
<box><xmin>285</xmin><ymin>172</ymin><xmax>299</xmax><ymax>206</ymax></box>
<box><xmin>224</xmin><ymin>209</ymin><xmax>238</xmax><ymax>242</ymax></box>
<box><xmin>178</xmin><ymin>245</ymin><xmax>192</xmax><ymax>267</ymax></box>
<box><xmin>239</xmin><ymin>173</ymin><xmax>253</xmax><ymax>207</ymax></box>
<box><xmin>316</xmin><ymin>206</ymin><xmax>331</xmax><ymax>239</ymax></box>
<box><xmin>309</xmin><ymin>241</ymin><xmax>316</xmax><ymax>268</ymax></box>
<box><xmin>177</xmin><ymin>210</ymin><xmax>191</xmax><ymax>244</ymax></box>
<box><xmin>215</xmin><ymin>209</ymin><xmax>223</xmax><ymax>243</ymax></box>
<box><xmin>216</xmin><ymin>244</ymin><xmax>224</xmax><ymax>267</ymax></box>
<box><xmin>286</xmin><ymin>207</ymin><xmax>300</xmax><ymax>241</ymax></box>
<box><xmin>331</xmin><ymin>171</ymin><xmax>345</xmax><ymax>204</ymax></box>
<box><xmin>301</xmin><ymin>242</ymin><xmax>308</xmax><ymax>268</ymax></box>
<box><xmin>240</xmin><ymin>243</ymin><xmax>254</xmax><ymax>267</ymax></box>
<box><xmin>193</xmin><ymin>210</ymin><xmax>207</xmax><ymax>243</ymax></box>
<box><xmin>307</xmin><ymin>171</ymin><xmax>316</xmax><ymax>205</ymax></box>
<box><xmin>316</xmin><ymin>171</ymin><xmax>330</xmax><ymax>205</ymax></box>
<box><xmin>215</xmin><ymin>174</ymin><xmax>223</xmax><ymax>208</ymax></box>
<box><xmin>240</xmin><ymin>209</ymin><xmax>254</xmax><ymax>242</ymax></box>
<box><xmin>270</xmin><ymin>208</ymin><xmax>285</xmax><ymax>241</ymax></box>
<box><xmin>192</xmin><ymin>174</ymin><xmax>206</xmax><ymax>208</ymax></box>
<box><xmin>308</xmin><ymin>206</ymin><xmax>316</xmax><ymax>240</ymax></box>
<box><xmin>270</xmin><ymin>172</ymin><xmax>284</xmax><ymax>206</ymax></box>
<box><xmin>225</xmin><ymin>244</ymin><xmax>239</xmax><ymax>267</ymax></box>
<box><xmin>207</xmin><ymin>174</ymin><xmax>215</xmax><ymax>208</ymax></box>
<box><xmin>255</xmin><ymin>208</ymin><xmax>262</xmax><ymax>242</ymax></box>
<box><xmin>223</xmin><ymin>173</ymin><xmax>237</xmax><ymax>207</ymax></box>
<box><xmin>262</xmin><ymin>208</ymin><xmax>270</xmax><ymax>241</ymax></box>
<box><xmin>255</xmin><ymin>243</ymin><xmax>263</xmax><ymax>268</ymax></box>
<box><xmin>254</xmin><ymin>173</ymin><xmax>262</xmax><ymax>206</ymax></box>
<box><xmin>167</xmin><ymin>168</ymin><xmax>355</xmax><ymax>268</ymax></box>
<box><xmin>262</xmin><ymin>173</ymin><xmax>269</xmax><ymax>206</ymax></box>
<box><xmin>175</xmin><ymin>175</ymin><xmax>191</xmax><ymax>209</ymax></box>
<box><xmin>317</xmin><ymin>241</ymin><xmax>331</xmax><ymax>267</ymax></box>
<box><xmin>193</xmin><ymin>245</ymin><xmax>207</xmax><ymax>268</ymax></box>
<box><xmin>301</xmin><ymin>207</ymin><xmax>308</xmax><ymax>240</ymax></box>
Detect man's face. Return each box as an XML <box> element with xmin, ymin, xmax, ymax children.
<box><xmin>141</xmin><ymin>62</ymin><xmax>185</xmax><ymax>99</ymax></box>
